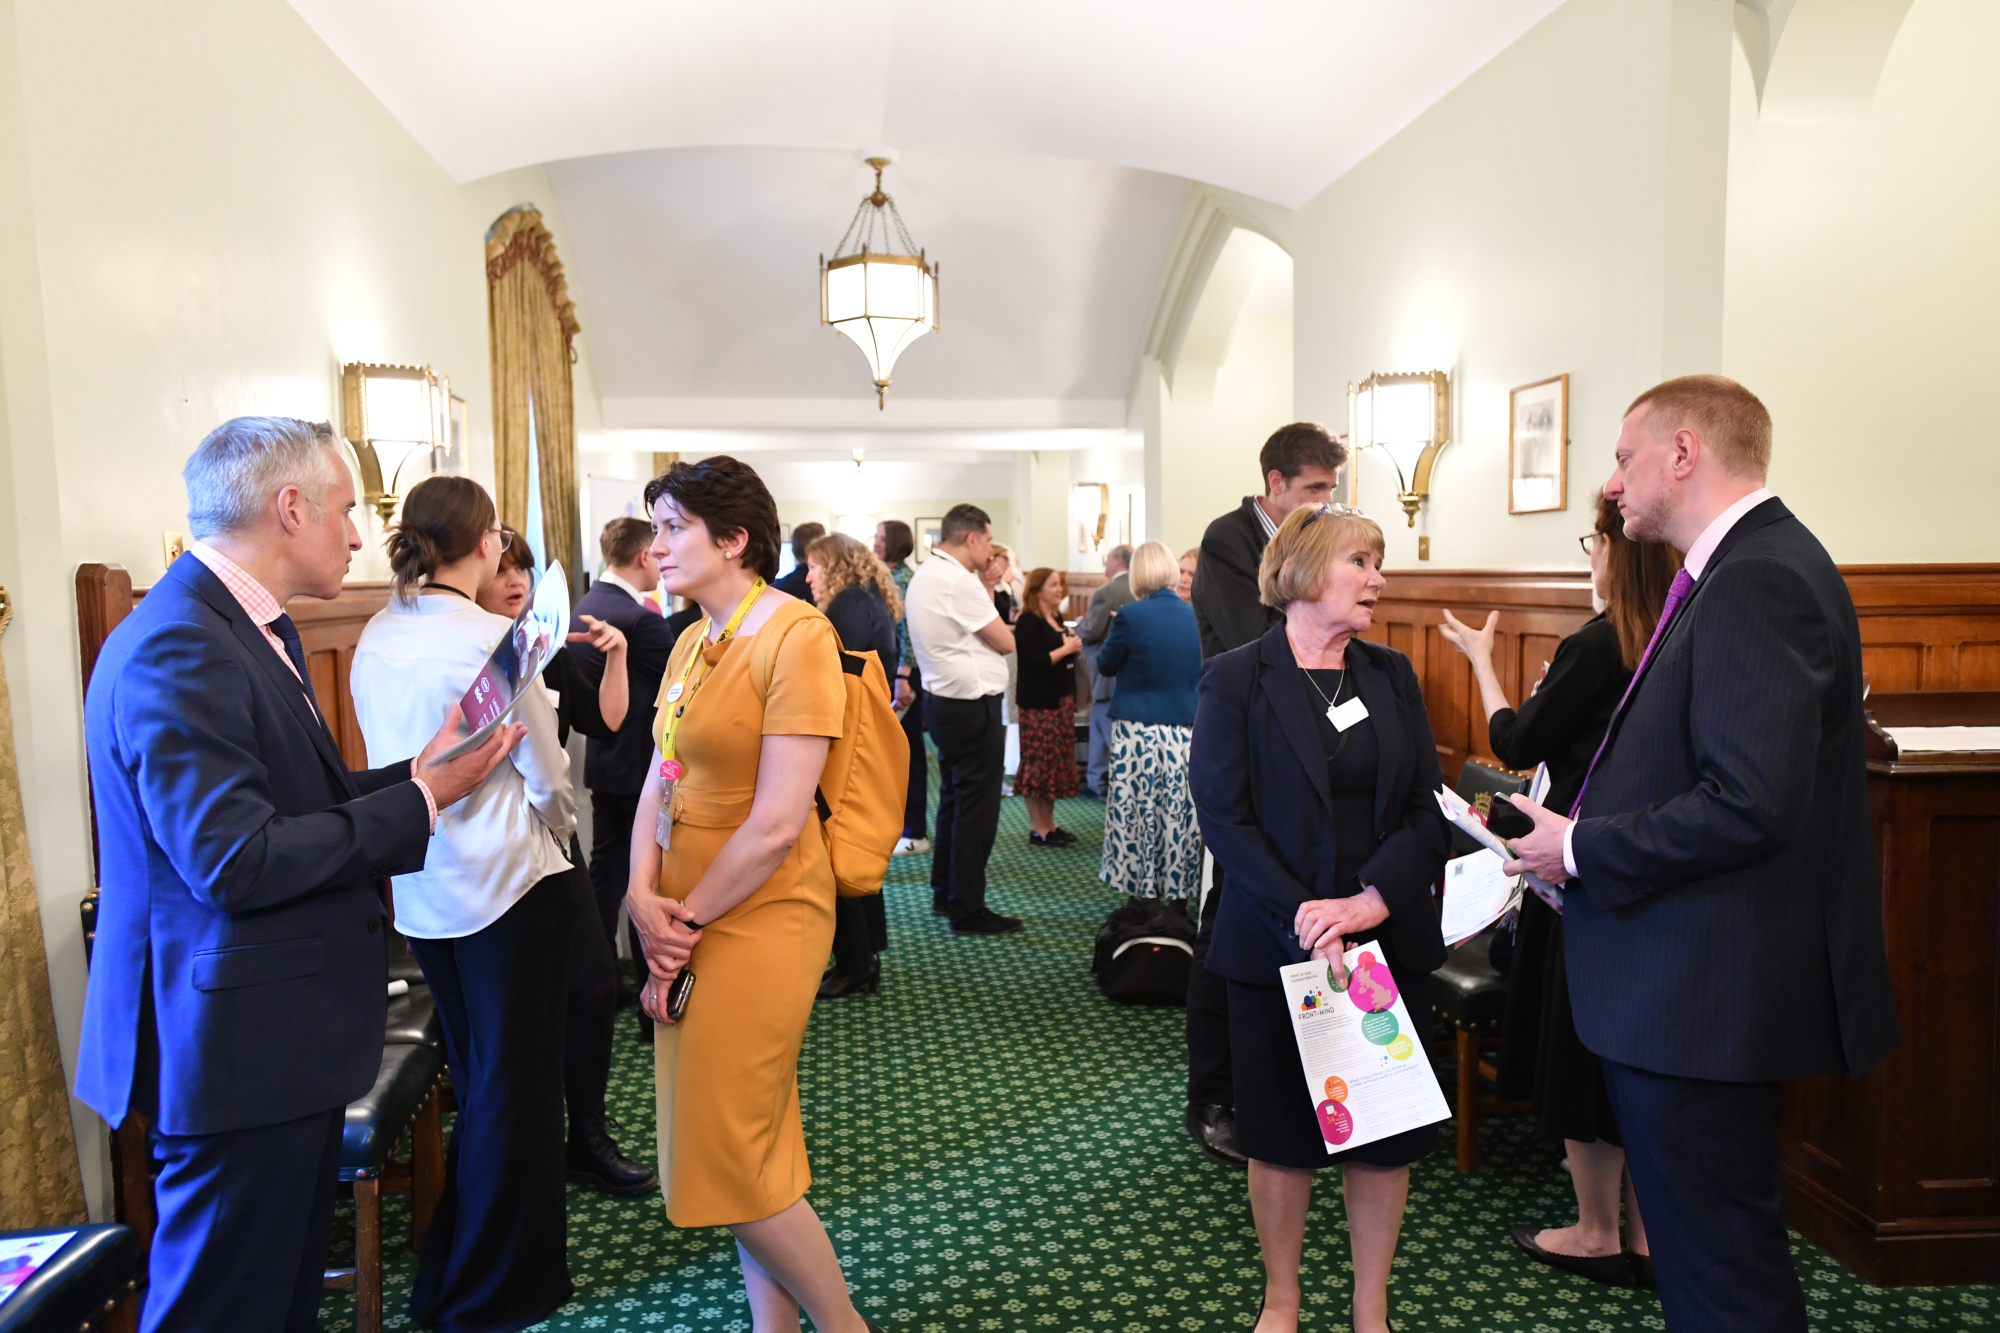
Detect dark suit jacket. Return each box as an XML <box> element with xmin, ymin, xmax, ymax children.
<box><xmin>1190</xmin><ymin>626</ymin><xmax>1451</xmax><ymax>987</ymax></box>
<box><xmin>1192</xmin><ymin>497</ymin><xmax>1283</xmax><ymax>661</ymax></box>
<box><xmin>569</xmin><ymin>578</ymin><xmax>681</xmax><ymax>795</ymax></box>
<box><xmin>1568</xmin><ymin>498</ymin><xmax>1898</xmax><ymax>1081</ymax></box>
<box><xmin>77</xmin><ymin>555</ymin><xmax>431</xmax><ymax>1136</ymax></box>
<box><xmin>823</xmin><ymin>583</ymin><xmax>897</xmax><ymax>674</ymax></box>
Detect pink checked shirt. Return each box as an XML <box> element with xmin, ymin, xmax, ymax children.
<box><xmin>187</xmin><ymin>543</ymin><xmax>436</xmax><ymax>829</ymax></box>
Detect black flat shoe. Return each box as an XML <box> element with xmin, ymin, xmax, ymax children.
<box><xmin>1185</xmin><ymin>1103</ymin><xmax>1248</xmax><ymax>1168</ymax></box>
<box><xmin>1507</xmin><ymin>1224</ymin><xmax>1632</xmax><ymax>1286</ymax></box>
<box><xmin>817</xmin><ymin>960</ymin><xmax>881</xmax><ymax>999</ymax></box>
<box><xmin>1629</xmin><ymin>1251</ymin><xmax>1656</xmax><ymax>1290</ymax></box>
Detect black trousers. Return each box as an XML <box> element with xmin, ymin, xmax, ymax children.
<box><xmin>1185</xmin><ymin>866</ymin><xmax>1233</xmax><ymax>1107</ymax></box>
<box><xmin>143</xmin><ymin>1107</ymin><xmax>343</xmax><ymax>1333</ymax></box>
<box><xmin>925</xmin><ymin>691</ymin><xmax>1005</xmax><ymax>923</ymax></box>
<box><xmin>561</xmin><ymin>835</ymin><xmax>618</xmax><ymax>1129</ymax></box>
<box><xmin>409</xmin><ymin>874</ymin><xmax>574</xmax><ymax>1333</ymax></box>
<box><xmin>901</xmin><ymin>665</ymin><xmax>929</xmax><ymax>839</ymax></box>
<box><xmin>829</xmin><ymin>894</ymin><xmax>889</xmax><ymax>976</ymax></box>
<box><xmin>1601</xmin><ymin>1059</ymin><xmax>1805</xmax><ymax>1332</ymax></box>
<box><xmin>588</xmin><ymin>790</ymin><xmax>641</xmax><ymax>946</ymax></box>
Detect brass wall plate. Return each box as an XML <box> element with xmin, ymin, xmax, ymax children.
<box><xmin>163</xmin><ymin>531</ymin><xmax>187</xmax><ymax>566</ymax></box>
<box><xmin>1417</xmin><ymin>536</ymin><xmax>1431</xmax><ymax>561</ymax></box>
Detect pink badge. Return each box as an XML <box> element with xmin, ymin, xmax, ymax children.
<box><xmin>660</xmin><ymin>759</ymin><xmax>684</xmax><ymax>782</ymax></box>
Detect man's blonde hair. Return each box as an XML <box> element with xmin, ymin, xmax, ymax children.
<box><xmin>1128</xmin><ymin>540</ymin><xmax>1179</xmax><ymax>598</ymax></box>
<box><xmin>1625</xmin><ymin>374</ymin><xmax>1772</xmax><ymax>479</ymax></box>
<box><xmin>1258</xmin><ymin>506</ymin><xmax>1386</xmax><ymax>608</ymax></box>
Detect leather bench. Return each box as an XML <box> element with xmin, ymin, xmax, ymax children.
<box><xmin>0</xmin><ymin>1225</ymin><xmax>138</xmax><ymax>1333</ymax></box>
<box><xmin>322</xmin><ymin>1042</ymin><xmax>446</xmax><ymax>1333</ymax></box>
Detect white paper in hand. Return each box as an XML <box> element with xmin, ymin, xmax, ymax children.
<box><xmin>1279</xmin><ymin>943</ymin><xmax>1451</xmax><ymax>1155</ymax></box>
<box><xmin>1440</xmin><ymin>849</ymin><xmax>1523</xmax><ymax>947</ymax></box>
<box><xmin>1434</xmin><ymin>787</ymin><xmax>1564</xmax><ymax>912</ymax></box>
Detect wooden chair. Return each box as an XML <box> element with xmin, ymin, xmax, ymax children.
<box><xmin>322</xmin><ymin>1045</ymin><xmax>447</xmax><ymax>1333</ymax></box>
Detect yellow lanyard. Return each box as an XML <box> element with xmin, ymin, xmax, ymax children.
<box><xmin>657</xmin><ymin>579</ymin><xmax>765</xmax><ymax>782</ymax></box>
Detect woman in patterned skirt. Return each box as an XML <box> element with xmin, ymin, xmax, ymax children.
<box><xmin>1096</xmin><ymin>541</ymin><xmax>1204</xmax><ymax>903</ymax></box>
<box><xmin>1012</xmin><ymin>566</ymin><xmax>1084</xmax><ymax>846</ymax></box>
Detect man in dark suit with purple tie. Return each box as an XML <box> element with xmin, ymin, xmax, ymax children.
<box><xmin>77</xmin><ymin>417</ymin><xmax>522</xmax><ymax>1333</ymax></box>
<box><xmin>1504</xmin><ymin>377</ymin><xmax>1897</xmax><ymax>1331</ymax></box>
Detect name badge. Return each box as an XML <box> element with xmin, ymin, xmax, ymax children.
<box><xmin>1328</xmin><ymin>696</ymin><xmax>1370</xmax><ymax>732</ymax></box>
<box><xmin>665</xmin><ymin>682</ymin><xmax>684</xmax><ymax>703</ymax></box>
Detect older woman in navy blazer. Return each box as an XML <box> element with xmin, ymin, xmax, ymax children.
<box><xmin>1191</xmin><ymin>504</ymin><xmax>1450</xmax><ymax>1333</ymax></box>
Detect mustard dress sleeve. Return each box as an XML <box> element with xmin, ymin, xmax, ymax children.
<box><xmin>652</xmin><ymin>599</ymin><xmax>846</xmax><ymax>1228</ymax></box>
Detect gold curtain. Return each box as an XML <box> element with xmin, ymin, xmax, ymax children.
<box><xmin>0</xmin><ymin>589</ymin><xmax>87</xmax><ymax>1227</ymax></box>
<box><xmin>486</xmin><ymin>206</ymin><xmax>583</xmax><ymax>596</ymax></box>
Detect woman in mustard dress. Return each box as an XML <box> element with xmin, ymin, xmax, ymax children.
<box><xmin>624</xmin><ymin>456</ymin><xmax>883</xmax><ymax>1333</ymax></box>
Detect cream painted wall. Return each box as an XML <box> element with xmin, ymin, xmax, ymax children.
<box><xmin>1289</xmin><ymin>0</ymin><xmax>1733</xmax><ymax>570</ymax></box>
<box><xmin>1151</xmin><ymin>313</ymin><xmax>1296</xmax><ymax>558</ymax></box>
<box><xmin>1721</xmin><ymin>0</ymin><xmax>2000</xmax><ymax>561</ymax></box>
<box><xmin>0</xmin><ymin>0</ymin><xmax>600</xmax><ymax>1215</ymax></box>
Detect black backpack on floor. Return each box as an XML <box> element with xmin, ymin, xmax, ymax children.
<box><xmin>1091</xmin><ymin>898</ymin><xmax>1197</xmax><ymax>1006</ymax></box>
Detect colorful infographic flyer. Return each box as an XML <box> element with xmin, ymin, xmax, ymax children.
<box><xmin>0</xmin><ymin>1231</ymin><xmax>76</xmax><ymax>1307</ymax></box>
<box><xmin>1280</xmin><ymin>941</ymin><xmax>1451</xmax><ymax>1154</ymax></box>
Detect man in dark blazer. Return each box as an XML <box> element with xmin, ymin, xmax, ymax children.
<box><xmin>1505</xmin><ymin>377</ymin><xmax>1897</xmax><ymax>1332</ymax></box>
<box><xmin>569</xmin><ymin>517</ymin><xmax>683</xmax><ymax>1036</ymax></box>
<box><xmin>1181</xmin><ymin>422</ymin><xmax>1346</xmax><ymax>1168</ymax></box>
<box><xmin>77</xmin><ymin>417</ymin><xmax>520</xmax><ymax>1333</ymax></box>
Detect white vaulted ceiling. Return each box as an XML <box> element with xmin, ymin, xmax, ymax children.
<box><xmin>286</xmin><ymin>0</ymin><xmax>1565</xmax><ymax>209</ymax></box>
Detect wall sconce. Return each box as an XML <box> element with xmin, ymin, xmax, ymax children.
<box><xmin>1070</xmin><ymin>482</ymin><xmax>1109</xmax><ymax>552</ymax></box>
<box><xmin>1348</xmin><ymin>370</ymin><xmax>1449</xmax><ymax>527</ymax></box>
<box><xmin>341</xmin><ymin>362</ymin><xmax>451</xmax><ymax>525</ymax></box>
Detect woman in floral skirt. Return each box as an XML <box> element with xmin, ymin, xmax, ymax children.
<box><xmin>1012</xmin><ymin>566</ymin><xmax>1084</xmax><ymax>846</ymax></box>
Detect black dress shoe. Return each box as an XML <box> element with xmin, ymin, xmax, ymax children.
<box><xmin>951</xmin><ymin>909</ymin><xmax>1023</xmax><ymax>936</ymax></box>
<box><xmin>931</xmin><ymin>897</ymin><xmax>949</xmax><ymax>916</ymax></box>
<box><xmin>1186</xmin><ymin>1104</ymin><xmax>1249</xmax><ymax>1167</ymax></box>
<box><xmin>566</xmin><ymin>1119</ymin><xmax>659</xmax><ymax>1197</ymax></box>
<box><xmin>1507</xmin><ymin>1224</ymin><xmax>1633</xmax><ymax>1285</ymax></box>
<box><xmin>817</xmin><ymin>958</ymin><xmax>881</xmax><ymax>999</ymax></box>
<box><xmin>1629</xmin><ymin>1252</ymin><xmax>1656</xmax><ymax>1290</ymax></box>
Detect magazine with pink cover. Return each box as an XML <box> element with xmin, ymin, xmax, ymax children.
<box><xmin>427</xmin><ymin>562</ymin><xmax>568</xmax><ymax>765</ymax></box>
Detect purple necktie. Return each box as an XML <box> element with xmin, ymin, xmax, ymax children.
<box><xmin>1569</xmin><ymin>568</ymin><xmax>1696</xmax><ymax>818</ymax></box>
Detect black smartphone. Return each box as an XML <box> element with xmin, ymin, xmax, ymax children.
<box><xmin>666</xmin><ymin>969</ymin><xmax>696</xmax><ymax>1023</ymax></box>
<box><xmin>1486</xmin><ymin>794</ymin><xmax>1535</xmax><ymax>840</ymax></box>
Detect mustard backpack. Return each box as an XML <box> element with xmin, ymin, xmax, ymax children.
<box><xmin>814</xmin><ymin>647</ymin><xmax>910</xmax><ymax>897</ymax></box>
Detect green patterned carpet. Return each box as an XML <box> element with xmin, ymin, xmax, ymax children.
<box><xmin>322</xmin><ymin>767</ymin><xmax>1999</xmax><ymax>1332</ymax></box>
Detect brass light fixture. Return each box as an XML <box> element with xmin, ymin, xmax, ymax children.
<box><xmin>341</xmin><ymin>362</ymin><xmax>450</xmax><ymax>524</ymax></box>
<box><xmin>820</xmin><ymin>157</ymin><xmax>939</xmax><ymax>408</ymax></box>
<box><xmin>1069</xmin><ymin>482</ymin><xmax>1110</xmax><ymax>552</ymax></box>
<box><xmin>1348</xmin><ymin>370</ymin><xmax>1450</xmax><ymax>527</ymax></box>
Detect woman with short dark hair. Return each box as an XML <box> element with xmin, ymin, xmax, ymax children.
<box><xmin>1191</xmin><ymin>503</ymin><xmax>1452</xmax><ymax>1333</ymax></box>
<box><xmin>874</xmin><ymin>519</ymin><xmax>929</xmax><ymax>855</ymax></box>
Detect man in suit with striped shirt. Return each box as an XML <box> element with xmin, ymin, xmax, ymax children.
<box><xmin>1504</xmin><ymin>376</ymin><xmax>1896</xmax><ymax>1331</ymax></box>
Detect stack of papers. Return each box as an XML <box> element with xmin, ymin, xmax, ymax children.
<box><xmin>1434</xmin><ymin>782</ymin><xmax>1564</xmax><ymax>913</ymax></box>
<box><xmin>1440</xmin><ymin>849</ymin><xmax>1522</xmax><ymax>947</ymax></box>
<box><xmin>1885</xmin><ymin>726</ymin><xmax>2000</xmax><ymax>754</ymax></box>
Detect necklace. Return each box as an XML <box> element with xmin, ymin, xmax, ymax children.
<box><xmin>421</xmin><ymin>581</ymin><xmax>474</xmax><ymax>601</ymax></box>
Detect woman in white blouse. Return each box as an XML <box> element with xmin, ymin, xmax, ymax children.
<box><xmin>350</xmin><ymin>476</ymin><xmax>577</xmax><ymax>1333</ymax></box>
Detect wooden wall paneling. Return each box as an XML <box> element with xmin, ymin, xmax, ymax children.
<box><xmin>1845</xmin><ymin>565</ymin><xmax>2000</xmax><ymax>692</ymax></box>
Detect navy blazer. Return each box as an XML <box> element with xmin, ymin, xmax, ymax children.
<box><xmin>1190</xmin><ymin>626</ymin><xmax>1450</xmax><ymax>987</ymax></box>
<box><xmin>823</xmin><ymin>583</ymin><xmax>897</xmax><ymax>674</ymax></box>
<box><xmin>1569</xmin><ymin>498</ymin><xmax>1898</xmax><ymax>1082</ymax></box>
<box><xmin>77</xmin><ymin>555</ymin><xmax>432</xmax><ymax>1136</ymax></box>
<box><xmin>1097</xmin><ymin>587</ymin><xmax>1201</xmax><ymax>727</ymax></box>
<box><xmin>569</xmin><ymin>578</ymin><xmax>681</xmax><ymax>796</ymax></box>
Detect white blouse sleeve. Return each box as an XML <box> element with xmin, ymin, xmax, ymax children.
<box><xmin>509</xmin><ymin>672</ymin><xmax>577</xmax><ymax>843</ymax></box>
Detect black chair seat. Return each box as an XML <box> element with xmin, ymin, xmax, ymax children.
<box><xmin>385</xmin><ymin>930</ymin><xmax>426</xmax><ymax>987</ymax></box>
<box><xmin>1450</xmin><ymin>760</ymin><xmax>1530</xmax><ymax>857</ymax></box>
<box><xmin>1432</xmin><ymin>930</ymin><xmax>1508</xmax><ymax>1035</ymax></box>
<box><xmin>341</xmin><ymin>1043</ymin><xmax>443</xmax><ymax>1181</ymax></box>
<box><xmin>0</xmin><ymin>1224</ymin><xmax>137</xmax><ymax>1333</ymax></box>
<box><xmin>384</xmin><ymin>984</ymin><xmax>442</xmax><ymax>1048</ymax></box>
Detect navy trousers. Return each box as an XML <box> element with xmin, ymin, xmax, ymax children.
<box><xmin>1600</xmin><ymin>1059</ymin><xmax>1806</xmax><ymax>1332</ymax></box>
<box><xmin>143</xmin><ymin>1106</ymin><xmax>343</xmax><ymax>1333</ymax></box>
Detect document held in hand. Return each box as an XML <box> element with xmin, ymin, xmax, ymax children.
<box><xmin>1439</xmin><ymin>849</ymin><xmax>1523</xmax><ymax>948</ymax></box>
<box><xmin>427</xmin><ymin>562</ymin><xmax>570</xmax><ymax>766</ymax></box>
<box><xmin>1434</xmin><ymin>785</ymin><xmax>1564</xmax><ymax>912</ymax></box>
<box><xmin>1280</xmin><ymin>941</ymin><xmax>1451</xmax><ymax>1155</ymax></box>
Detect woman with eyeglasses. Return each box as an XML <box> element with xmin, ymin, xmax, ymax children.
<box><xmin>350</xmin><ymin>477</ymin><xmax>579</xmax><ymax>1331</ymax></box>
<box><xmin>1437</xmin><ymin>492</ymin><xmax>1683</xmax><ymax>1291</ymax></box>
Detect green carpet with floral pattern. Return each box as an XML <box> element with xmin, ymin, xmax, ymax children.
<box><xmin>321</xmin><ymin>766</ymin><xmax>1997</xmax><ymax>1332</ymax></box>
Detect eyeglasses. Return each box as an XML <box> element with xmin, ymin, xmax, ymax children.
<box><xmin>492</xmin><ymin>527</ymin><xmax>514</xmax><ymax>553</ymax></box>
<box><xmin>1298</xmin><ymin>502</ymin><xmax>1364</xmax><ymax>529</ymax></box>
<box><xmin>1577</xmin><ymin>532</ymin><xmax>1604</xmax><ymax>555</ymax></box>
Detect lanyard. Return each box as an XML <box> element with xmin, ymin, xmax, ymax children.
<box><xmin>658</xmin><ymin>579</ymin><xmax>766</xmax><ymax>782</ymax></box>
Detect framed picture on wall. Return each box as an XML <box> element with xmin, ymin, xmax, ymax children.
<box><xmin>915</xmin><ymin>517</ymin><xmax>944</xmax><ymax>563</ymax></box>
<box><xmin>1508</xmin><ymin>374</ymin><xmax>1569</xmax><ymax>514</ymax></box>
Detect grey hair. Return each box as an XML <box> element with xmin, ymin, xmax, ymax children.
<box><xmin>1105</xmin><ymin>544</ymin><xmax>1134</xmax><ymax>569</ymax></box>
<box><xmin>183</xmin><ymin>417</ymin><xmax>346</xmax><ymax>538</ymax></box>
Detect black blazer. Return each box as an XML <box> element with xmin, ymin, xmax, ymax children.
<box><xmin>569</xmin><ymin>579</ymin><xmax>681</xmax><ymax>795</ymax></box>
<box><xmin>1014</xmin><ymin>612</ymin><xmax>1077</xmax><ymax>711</ymax></box>
<box><xmin>823</xmin><ymin>583</ymin><xmax>897</xmax><ymax>675</ymax></box>
<box><xmin>1191</xmin><ymin>498</ymin><xmax>1283</xmax><ymax>660</ymax></box>
<box><xmin>1190</xmin><ymin>626</ymin><xmax>1451</xmax><ymax>987</ymax></box>
<box><xmin>1489</xmin><ymin>613</ymin><xmax>1629</xmax><ymax>817</ymax></box>
<box><xmin>1568</xmin><ymin>498</ymin><xmax>1898</xmax><ymax>1081</ymax></box>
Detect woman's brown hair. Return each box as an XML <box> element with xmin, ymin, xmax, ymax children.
<box><xmin>805</xmin><ymin>532</ymin><xmax>903</xmax><ymax>620</ymax></box>
<box><xmin>641</xmin><ymin>456</ymin><xmax>782</xmax><ymax>581</ymax></box>
<box><xmin>878</xmin><ymin>519</ymin><xmax>915</xmax><ymax>565</ymax></box>
<box><xmin>386</xmin><ymin>476</ymin><xmax>495</xmax><ymax>603</ymax></box>
<box><xmin>1019</xmin><ymin>567</ymin><xmax>1066</xmax><ymax>626</ymax></box>
<box><xmin>496</xmin><ymin>523</ymin><xmax>535</xmax><ymax>576</ymax></box>
<box><xmin>1597</xmin><ymin>491</ymin><xmax>1685</xmax><ymax>669</ymax></box>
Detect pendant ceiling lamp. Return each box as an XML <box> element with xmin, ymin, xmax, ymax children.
<box><xmin>820</xmin><ymin>157</ymin><xmax>939</xmax><ymax>408</ymax></box>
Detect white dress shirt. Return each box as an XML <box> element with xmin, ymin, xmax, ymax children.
<box><xmin>351</xmin><ymin>591</ymin><xmax>575</xmax><ymax>939</ymax></box>
<box><xmin>905</xmin><ymin>551</ymin><xmax>1010</xmax><ymax>700</ymax></box>
<box><xmin>1562</xmin><ymin>487</ymin><xmax>1776</xmax><ymax>875</ymax></box>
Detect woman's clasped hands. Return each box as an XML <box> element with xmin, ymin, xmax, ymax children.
<box><xmin>627</xmin><ymin>889</ymin><xmax>704</xmax><ymax>1024</ymax></box>
<box><xmin>1294</xmin><ymin>887</ymin><xmax>1390</xmax><ymax>980</ymax></box>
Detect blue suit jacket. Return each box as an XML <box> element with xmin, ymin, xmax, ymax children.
<box><xmin>1190</xmin><ymin>626</ymin><xmax>1450</xmax><ymax>987</ymax></box>
<box><xmin>77</xmin><ymin>555</ymin><xmax>432</xmax><ymax>1136</ymax></box>
<box><xmin>569</xmin><ymin>579</ymin><xmax>680</xmax><ymax>795</ymax></box>
<box><xmin>1568</xmin><ymin>498</ymin><xmax>1898</xmax><ymax>1081</ymax></box>
<box><xmin>1097</xmin><ymin>587</ymin><xmax>1201</xmax><ymax>726</ymax></box>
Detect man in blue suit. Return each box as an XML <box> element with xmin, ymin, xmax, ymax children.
<box><xmin>1505</xmin><ymin>377</ymin><xmax>1897</xmax><ymax>1331</ymax></box>
<box><xmin>77</xmin><ymin>417</ymin><xmax>523</xmax><ymax>1333</ymax></box>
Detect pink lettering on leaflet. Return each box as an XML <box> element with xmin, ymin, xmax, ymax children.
<box><xmin>1347</xmin><ymin>951</ymin><xmax>1398</xmax><ymax>1014</ymax></box>
<box><xmin>1317</xmin><ymin>1099</ymin><xmax>1353</xmax><ymax>1146</ymax></box>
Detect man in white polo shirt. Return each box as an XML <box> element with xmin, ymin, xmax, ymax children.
<box><xmin>905</xmin><ymin>503</ymin><xmax>1022</xmax><ymax>936</ymax></box>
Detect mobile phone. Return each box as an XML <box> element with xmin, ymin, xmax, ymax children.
<box><xmin>666</xmin><ymin>969</ymin><xmax>696</xmax><ymax>1022</ymax></box>
<box><xmin>1485</xmin><ymin>794</ymin><xmax>1535</xmax><ymax>840</ymax></box>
